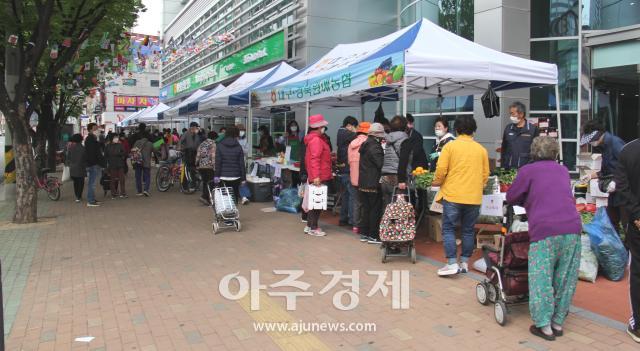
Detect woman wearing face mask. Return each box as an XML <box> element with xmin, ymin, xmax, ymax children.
<box><xmin>237</xmin><ymin>124</ymin><xmax>249</xmax><ymax>157</ymax></box>
<box><xmin>357</xmin><ymin>123</ymin><xmax>386</xmax><ymax>243</ymax></box>
<box><xmin>428</xmin><ymin>116</ymin><xmax>456</xmax><ymax>172</ymax></box>
<box><xmin>303</xmin><ymin>115</ymin><xmax>333</xmax><ymax>237</ymax></box>
<box><xmin>254</xmin><ymin>125</ymin><xmax>275</xmax><ymax>156</ymax></box>
<box><xmin>284</xmin><ymin>120</ymin><xmax>303</xmax><ymax>162</ymax></box>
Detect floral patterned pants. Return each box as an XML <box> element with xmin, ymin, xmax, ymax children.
<box><xmin>528</xmin><ymin>234</ymin><xmax>581</xmax><ymax>328</ymax></box>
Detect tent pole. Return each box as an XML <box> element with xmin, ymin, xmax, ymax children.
<box><xmin>402</xmin><ymin>79</ymin><xmax>408</xmax><ymax>118</ymax></box>
<box><xmin>304</xmin><ymin>101</ymin><xmax>310</xmax><ymax>135</ymax></box>
<box><xmin>361</xmin><ymin>103</ymin><xmax>365</xmax><ymax>122</ymax></box>
<box><xmin>554</xmin><ymin>84</ymin><xmax>564</xmax><ymax>163</ymax></box>
<box><xmin>248</xmin><ymin>98</ymin><xmax>253</xmax><ymax>159</ymax></box>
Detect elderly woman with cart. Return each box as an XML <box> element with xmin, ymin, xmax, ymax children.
<box><xmin>506</xmin><ymin>136</ymin><xmax>582</xmax><ymax>341</ymax></box>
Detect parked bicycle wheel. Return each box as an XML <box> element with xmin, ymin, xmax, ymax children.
<box><xmin>156</xmin><ymin>166</ymin><xmax>172</xmax><ymax>192</ymax></box>
<box><xmin>46</xmin><ymin>177</ymin><xmax>61</xmax><ymax>201</ymax></box>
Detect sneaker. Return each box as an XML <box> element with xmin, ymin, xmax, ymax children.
<box><xmin>241</xmin><ymin>197</ymin><xmax>249</xmax><ymax>205</ymax></box>
<box><xmin>628</xmin><ymin>325</ymin><xmax>640</xmax><ymax>343</ymax></box>
<box><xmin>87</xmin><ymin>202</ymin><xmax>100</xmax><ymax>207</ymax></box>
<box><xmin>143</xmin><ymin>191</ymin><xmax>151</xmax><ymax>197</ymax></box>
<box><xmin>460</xmin><ymin>262</ymin><xmax>469</xmax><ymax>273</ymax></box>
<box><xmin>111</xmin><ymin>196</ymin><xmax>118</xmax><ymax>200</ymax></box>
<box><xmin>360</xmin><ymin>235</ymin><xmax>369</xmax><ymax>242</ymax></box>
<box><xmin>75</xmin><ymin>199</ymin><xmax>81</xmax><ymax>203</ymax></box>
<box><xmin>136</xmin><ymin>193</ymin><xmax>143</xmax><ymax>196</ymax></box>
<box><xmin>308</xmin><ymin>229</ymin><xmax>327</xmax><ymax>237</ymax></box>
<box><xmin>367</xmin><ymin>238</ymin><xmax>382</xmax><ymax>244</ymax></box>
<box><xmin>437</xmin><ymin>263</ymin><xmax>460</xmax><ymax>276</ymax></box>
<box><xmin>120</xmin><ymin>194</ymin><xmax>128</xmax><ymax>199</ymax></box>
<box><xmin>352</xmin><ymin>227</ymin><xmax>359</xmax><ymax>234</ymax></box>
<box><xmin>304</xmin><ymin>226</ymin><xmax>311</xmax><ymax>234</ymax></box>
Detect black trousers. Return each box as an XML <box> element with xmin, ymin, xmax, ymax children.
<box><xmin>199</xmin><ymin>169</ymin><xmax>214</xmax><ymax>200</ymax></box>
<box><xmin>358</xmin><ymin>190</ymin><xmax>382</xmax><ymax>240</ymax></box>
<box><xmin>71</xmin><ymin>176</ymin><xmax>85</xmax><ymax>200</ymax></box>
<box><xmin>307</xmin><ymin>209</ymin><xmax>322</xmax><ymax>230</ymax></box>
<box><xmin>629</xmin><ymin>224</ymin><xmax>640</xmax><ymax>331</ymax></box>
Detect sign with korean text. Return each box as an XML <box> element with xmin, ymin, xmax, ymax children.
<box><xmin>160</xmin><ymin>31</ymin><xmax>285</xmax><ymax>101</ymax></box>
<box><xmin>252</xmin><ymin>51</ymin><xmax>404</xmax><ymax>107</ymax></box>
<box><xmin>114</xmin><ymin>96</ymin><xmax>159</xmax><ymax>111</ymax></box>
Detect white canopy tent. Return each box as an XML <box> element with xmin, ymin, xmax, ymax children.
<box><xmin>252</xmin><ymin>18</ymin><xmax>564</xmax><ymax>160</ymax></box>
<box><xmin>162</xmin><ymin>89</ymin><xmax>208</xmax><ymax>119</ymax></box>
<box><xmin>118</xmin><ymin>107</ymin><xmax>149</xmax><ymax>127</ymax></box>
<box><xmin>135</xmin><ymin>103</ymin><xmax>171</xmax><ymax>124</ymax></box>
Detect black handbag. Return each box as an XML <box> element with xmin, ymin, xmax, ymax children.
<box><xmin>481</xmin><ymin>85</ymin><xmax>500</xmax><ymax>118</ymax></box>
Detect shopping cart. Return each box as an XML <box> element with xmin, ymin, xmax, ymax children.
<box><xmin>209</xmin><ymin>185</ymin><xmax>241</xmax><ymax>234</ymax></box>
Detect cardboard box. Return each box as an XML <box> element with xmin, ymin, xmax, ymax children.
<box><xmin>477</xmin><ymin>234</ymin><xmax>495</xmax><ymax>249</ymax></box>
<box><xmin>589</xmin><ymin>179</ymin><xmax>609</xmax><ymax>198</ymax></box>
<box><xmin>578</xmin><ymin>167</ymin><xmax>598</xmax><ymax>181</ymax></box>
<box><xmin>426</xmin><ymin>215</ymin><xmax>461</xmax><ymax>242</ymax></box>
<box><xmin>577</xmin><ymin>153</ymin><xmax>602</xmax><ymax>171</ymax></box>
<box><xmin>429</xmin><ymin>187</ymin><xmax>443</xmax><ymax>214</ymax></box>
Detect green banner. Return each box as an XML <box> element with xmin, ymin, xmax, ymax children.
<box><xmin>160</xmin><ymin>31</ymin><xmax>285</xmax><ymax>101</ymax></box>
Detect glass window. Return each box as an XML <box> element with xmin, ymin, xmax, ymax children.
<box><xmin>150</xmin><ymin>80</ymin><xmax>159</xmax><ymax>87</ymax></box>
<box><xmin>529</xmin><ymin>113</ymin><xmax>578</xmax><ymax>139</ymax></box>
<box><xmin>532</xmin><ymin>0</ymin><xmax>579</xmax><ymax>38</ymax></box>
<box><xmin>531</xmin><ymin>39</ymin><xmax>578</xmax><ymax>111</ymax></box>
<box><xmin>583</xmin><ymin>0</ymin><xmax>640</xmax><ymax>30</ymax></box>
<box><xmin>562</xmin><ymin>142</ymin><xmax>577</xmax><ymax>170</ymax></box>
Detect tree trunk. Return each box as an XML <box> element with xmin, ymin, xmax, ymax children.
<box><xmin>5</xmin><ymin>110</ymin><xmax>39</xmax><ymax>224</ymax></box>
<box><xmin>46</xmin><ymin>124</ymin><xmax>59</xmax><ymax>170</ymax></box>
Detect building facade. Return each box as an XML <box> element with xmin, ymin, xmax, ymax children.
<box><xmin>161</xmin><ymin>0</ymin><xmax>640</xmax><ymax>167</ymax></box>
<box><xmin>102</xmin><ymin>69</ymin><xmax>161</xmax><ymax>132</ymax></box>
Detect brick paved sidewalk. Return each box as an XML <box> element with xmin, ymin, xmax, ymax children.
<box><xmin>1</xmin><ymin>178</ymin><xmax>638</xmax><ymax>351</ymax></box>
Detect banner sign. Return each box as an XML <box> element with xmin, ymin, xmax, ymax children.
<box><xmin>160</xmin><ymin>31</ymin><xmax>285</xmax><ymax>101</ymax></box>
<box><xmin>252</xmin><ymin>51</ymin><xmax>404</xmax><ymax>107</ymax></box>
<box><xmin>114</xmin><ymin>95</ymin><xmax>159</xmax><ymax>108</ymax></box>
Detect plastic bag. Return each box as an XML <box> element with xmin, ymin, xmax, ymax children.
<box><xmin>578</xmin><ymin>234</ymin><xmax>598</xmax><ymax>283</ymax></box>
<box><xmin>62</xmin><ymin>166</ymin><xmax>71</xmax><ymax>182</ymax></box>
<box><xmin>583</xmin><ymin>207</ymin><xmax>628</xmax><ymax>281</ymax></box>
<box><xmin>276</xmin><ymin>188</ymin><xmax>302</xmax><ymax>214</ymax></box>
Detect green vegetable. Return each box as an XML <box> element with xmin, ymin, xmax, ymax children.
<box><xmin>415</xmin><ymin>172</ymin><xmax>435</xmax><ymax>190</ymax></box>
<box><xmin>494</xmin><ymin>167</ymin><xmax>518</xmax><ymax>185</ymax></box>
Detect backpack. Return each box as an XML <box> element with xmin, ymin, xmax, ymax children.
<box><xmin>196</xmin><ymin>140</ymin><xmax>215</xmax><ymax>169</ymax></box>
<box><xmin>131</xmin><ymin>140</ymin><xmax>146</xmax><ymax>165</ymax></box>
<box><xmin>379</xmin><ymin>195</ymin><xmax>416</xmax><ymax>242</ymax></box>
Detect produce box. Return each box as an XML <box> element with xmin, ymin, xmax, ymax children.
<box><xmin>427</xmin><ymin>215</ymin><xmax>463</xmax><ymax>242</ymax></box>
<box><xmin>577</xmin><ymin>153</ymin><xmax>602</xmax><ymax>171</ymax></box>
<box><xmin>477</xmin><ymin>234</ymin><xmax>495</xmax><ymax>249</ymax></box>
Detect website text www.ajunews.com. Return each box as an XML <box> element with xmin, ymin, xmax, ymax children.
<box><xmin>253</xmin><ymin>321</ymin><xmax>377</xmax><ymax>334</ymax></box>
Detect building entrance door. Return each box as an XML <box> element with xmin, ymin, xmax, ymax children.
<box><xmin>593</xmin><ymin>64</ymin><xmax>640</xmax><ymax>143</ymax></box>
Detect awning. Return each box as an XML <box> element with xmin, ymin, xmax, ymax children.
<box><xmin>251</xmin><ymin>18</ymin><xmax>558</xmax><ymax>107</ymax></box>
<box><xmin>135</xmin><ymin>103</ymin><xmax>171</xmax><ymax>124</ymax></box>
<box><xmin>183</xmin><ymin>84</ymin><xmax>226</xmax><ymax>116</ymax></box>
<box><xmin>162</xmin><ymin>89</ymin><xmax>208</xmax><ymax>119</ymax></box>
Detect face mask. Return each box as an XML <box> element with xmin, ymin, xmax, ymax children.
<box><xmin>113</xmin><ymin>137</ymin><xmax>119</xmax><ymax>143</ymax></box>
<box><xmin>290</xmin><ymin>126</ymin><xmax>298</xmax><ymax>132</ymax></box>
<box><xmin>239</xmin><ymin>131</ymin><xmax>245</xmax><ymax>137</ymax></box>
<box><xmin>435</xmin><ymin>129</ymin><xmax>445</xmax><ymax>138</ymax></box>
<box><xmin>590</xmin><ymin>141</ymin><xmax>599</xmax><ymax>147</ymax></box>
<box><xmin>510</xmin><ymin>116</ymin><xmax>520</xmax><ymax>124</ymax></box>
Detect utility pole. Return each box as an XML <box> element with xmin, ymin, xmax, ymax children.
<box><xmin>2</xmin><ymin>47</ymin><xmax>18</xmax><ymax>201</ymax></box>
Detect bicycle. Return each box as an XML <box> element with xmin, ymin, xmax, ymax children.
<box><xmin>36</xmin><ymin>168</ymin><xmax>61</xmax><ymax>201</ymax></box>
<box><xmin>155</xmin><ymin>152</ymin><xmax>201</xmax><ymax>194</ymax></box>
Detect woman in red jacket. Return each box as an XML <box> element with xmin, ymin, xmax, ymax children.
<box><xmin>304</xmin><ymin>114</ymin><xmax>333</xmax><ymax>237</ymax></box>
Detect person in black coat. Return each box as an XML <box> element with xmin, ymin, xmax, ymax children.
<box><xmin>84</xmin><ymin>123</ymin><xmax>105</xmax><ymax>206</ymax></box>
<box><xmin>215</xmin><ymin>126</ymin><xmax>246</xmax><ymax>203</ymax></box>
<box><xmin>614</xmin><ymin>137</ymin><xmax>640</xmax><ymax>342</ymax></box>
<box><xmin>358</xmin><ymin>123</ymin><xmax>385</xmax><ymax>243</ymax></box>
<box><xmin>104</xmin><ymin>134</ymin><xmax>127</xmax><ymax>198</ymax></box>
<box><xmin>501</xmin><ymin>102</ymin><xmax>539</xmax><ymax>169</ymax></box>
